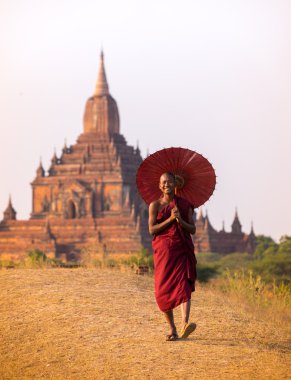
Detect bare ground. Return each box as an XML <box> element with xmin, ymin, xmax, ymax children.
<box><xmin>0</xmin><ymin>268</ymin><xmax>290</xmax><ymax>380</ymax></box>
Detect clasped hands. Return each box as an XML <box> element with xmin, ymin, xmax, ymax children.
<box><xmin>170</xmin><ymin>206</ymin><xmax>182</xmax><ymax>224</ymax></box>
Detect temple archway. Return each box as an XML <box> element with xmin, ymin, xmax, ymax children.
<box><xmin>67</xmin><ymin>200</ymin><xmax>76</xmax><ymax>219</ymax></box>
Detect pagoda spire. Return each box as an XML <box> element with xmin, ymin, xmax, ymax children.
<box><xmin>250</xmin><ymin>221</ymin><xmax>255</xmax><ymax>235</ymax></box>
<box><xmin>135</xmin><ymin>140</ymin><xmax>140</xmax><ymax>155</ymax></box>
<box><xmin>197</xmin><ymin>208</ymin><xmax>204</xmax><ymax>221</ymax></box>
<box><xmin>3</xmin><ymin>195</ymin><xmax>17</xmax><ymax>221</ymax></box>
<box><xmin>203</xmin><ymin>210</ymin><xmax>215</xmax><ymax>232</ymax></box>
<box><xmin>62</xmin><ymin>139</ymin><xmax>67</xmax><ymax>153</ymax></box>
<box><xmin>95</xmin><ymin>50</ymin><xmax>109</xmax><ymax>96</ymax></box>
<box><xmin>36</xmin><ymin>158</ymin><xmax>45</xmax><ymax>178</ymax></box>
<box><xmin>51</xmin><ymin>149</ymin><xmax>58</xmax><ymax>164</ymax></box>
<box><xmin>235</xmin><ymin>207</ymin><xmax>239</xmax><ymax>218</ymax></box>
<box><xmin>221</xmin><ymin>220</ymin><xmax>225</xmax><ymax>232</ymax></box>
<box><xmin>231</xmin><ymin>207</ymin><xmax>242</xmax><ymax>234</ymax></box>
<box><xmin>83</xmin><ymin>51</ymin><xmax>119</xmax><ymax>134</ymax></box>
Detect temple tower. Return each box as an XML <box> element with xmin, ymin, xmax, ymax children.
<box><xmin>3</xmin><ymin>196</ymin><xmax>17</xmax><ymax>221</ymax></box>
<box><xmin>231</xmin><ymin>208</ymin><xmax>242</xmax><ymax>234</ymax></box>
<box><xmin>30</xmin><ymin>52</ymin><xmax>143</xmax><ymax>221</ymax></box>
<box><xmin>83</xmin><ymin>51</ymin><xmax>119</xmax><ymax>135</ymax></box>
<box><xmin>24</xmin><ymin>51</ymin><xmax>151</xmax><ymax>258</ymax></box>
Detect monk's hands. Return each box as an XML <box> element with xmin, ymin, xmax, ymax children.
<box><xmin>171</xmin><ymin>206</ymin><xmax>182</xmax><ymax>223</ymax></box>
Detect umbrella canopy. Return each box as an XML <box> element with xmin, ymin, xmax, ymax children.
<box><xmin>136</xmin><ymin>147</ymin><xmax>216</xmax><ymax>208</ymax></box>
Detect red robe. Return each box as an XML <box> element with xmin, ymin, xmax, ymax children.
<box><xmin>152</xmin><ymin>196</ymin><xmax>197</xmax><ymax>312</ymax></box>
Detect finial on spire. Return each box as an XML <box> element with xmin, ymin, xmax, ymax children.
<box><xmin>51</xmin><ymin>149</ymin><xmax>58</xmax><ymax>165</ymax></box>
<box><xmin>222</xmin><ymin>220</ymin><xmax>225</xmax><ymax>232</ymax></box>
<box><xmin>250</xmin><ymin>220</ymin><xmax>255</xmax><ymax>234</ymax></box>
<box><xmin>62</xmin><ymin>139</ymin><xmax>68</xmax><ymax>153</ymax></box>
<box><xmin>37</xmin><ymin>158</ymin><xmax>45</xmax><ymax>177</ymax></box>
<box><xmin>3</xmin><ymin>195</ymin><xmax>17</xmax><ymax>221</ymax></box>
<box><xmin>231</xmin><ymin>207</ymin><xmax>242</xmax><ymax>233</ymax></box>
<box><xmin>198</xmin><ymin>208</ymin><xmax>204</xmax><ymax>221</ymax></box>
<box><xmin>95</xmin><ymin>50</ymin><xmax>109</xmax><ymax>96</ymax></box>
<box><xmin>135</xmin><ymin>140</ymin><xmax>140</xmax><ymax>155</ymax></box>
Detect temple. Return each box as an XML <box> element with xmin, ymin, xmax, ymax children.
<box><xmin>0</xmin><ymin>53</ymin><xmax>256</xmax><ymax>261</ymax></box>
<box><xmin>0</xmin><ymin>52</ymin><xmax>151</xmax><ymax>261</ymax></box>
<box><xmin>193</xmin><ymin>208</ymin><xmax>256</xmax><ymax>254</ymax></box>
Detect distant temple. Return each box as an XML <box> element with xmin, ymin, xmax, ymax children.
<box><xmin>0</xmin><ymin>52</ymin><xmax>151</xmax><ymax>261</ymax></box>
<box><xmin>0</xmin><ymin>53</ymin><xmax>256</xmax><ymax>261</ymax></box>
<box><xmin>193</xmin><ymin>208</ymin><xmax>256</xmax><ymax>254</ymax></box>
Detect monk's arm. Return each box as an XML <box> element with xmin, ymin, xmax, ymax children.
<box><xmin>148</xmin><ymin>202</ymin><xmax>175</xmax><ymax>236</ymax></box>
<box><xmin>178</xmin><ymin>207</ymin><xmax>196</xmax><ymax>234</ymax></box>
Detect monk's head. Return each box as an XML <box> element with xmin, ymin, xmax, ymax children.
<box><xmin>159</xmin><ymin>172</ymin><xmax>175</xmax><ymax>195</ymax></box>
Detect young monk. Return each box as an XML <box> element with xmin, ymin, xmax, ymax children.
<box><xmin>148</xmin><ymin>172</ymin><xmax>197</xmax><ymax>341</ymax></box>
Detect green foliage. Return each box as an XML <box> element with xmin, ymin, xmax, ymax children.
<box><xmin>26</xmin><ymin>249</ymin><xmax>48</xmax><ymax>267</ymax></box>
<box><xmin>196</xmin><ymin>252</ymin><xmax>255</xmax><ymax>282</ymax></box>
<box><xmin>197</xmin><ymin>263</ymin><xmax>219</xmax><ymax>282</ymax></box>
<box><xmin>255</xmin><ymin>235</ymin><xmax>278</xmax><ymax>257</ymax></box>
<box><xmin>140</xmin><ymin>247</ymin><xmax>150</xmax><ymax>257</ymax></box>
<box><xmin>278</xmin><ymin>235</ymin><xmax>291</xmax><ymax>254</ymax></box>
<box><xmin>218</xmin><ymin>252</ymin><xmax>254</xmax><ymax>271</ymax></box>
<box><xmin>197</xmin><ymin>234</ymin><xmax>291</xmax><ymax>285</ymax></box>
<box><xmin>23</xmin><ymin>249</ymin><xmax>68</xmax><ymax>268</ymax></box>
<box><xmin>263</xmin><ymin>244</ymin><xmax>278</xmax><ymax>255</ymax></box>
<box><xmin>104</xmin><ymin>258</ymin><xmax>117</xmax><ymax>268</ymax></box>
<box><xmin>120</xmin><ymin>251</ymin><xmax>154</xmax><ymax>271</ymax></box>
<box><xmin>139</xmin><ymin>247</ymin><xmax>154</xmax><ymax>269</ymax></box>
<box><xmin>0</xmin><ymin>259</ymin><xmax>15</xmax><ymax>268</ymax></box>
<box><xmin>219</xmin><ymin>269</ymin><xmax>291</xmax><ymax>313</ymax></box>
<box><xmin>196</xmin><ymin>252</ymin><xmax>222</xmax><ymax>263</ymax></box>
<box><xmin>253</xmin><ymin>234</ymin><xmax>291</xmax><ymax>257</ymax></box>
<box><xmin>250</xmin><ymin>253</ymin><xmax>291</xmax><ymax>284</ymax></box>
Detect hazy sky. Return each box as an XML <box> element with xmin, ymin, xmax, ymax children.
<box><xmin>0</xmin><ymin>0</ymin><xmax>290</xmax><ymax>241</ymax></box>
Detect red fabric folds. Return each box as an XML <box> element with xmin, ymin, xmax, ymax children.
<box><xmin>152</xmin><ymin>196</ymin><xmax>197</xmax><ymax>312</ymax></box>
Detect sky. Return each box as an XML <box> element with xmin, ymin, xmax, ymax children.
<box><xmin>0</xmin><ymin>0</ymin><xmax>290</xmax><ymax>242</ymax></box>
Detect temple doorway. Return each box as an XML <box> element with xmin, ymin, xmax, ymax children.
<box><xmin>68</xmin><ymin>200</ymin><xmax>76</xmax><ymax>219</ymax></box>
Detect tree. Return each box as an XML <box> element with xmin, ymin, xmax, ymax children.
<box><xmin>254</xmin><ymin>235</ymin><xmax>277</xmax><ymax>257</ymax></box>
<box><xmin>278</xmin><ymin>235</ymin><xmax>291</xmax><ymax>254</ymax></box>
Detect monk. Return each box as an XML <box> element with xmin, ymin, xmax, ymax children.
<box><xmin>148</xmin><ymin>172</ymin><xmax>197</xmax><ymax>341</ymax></box>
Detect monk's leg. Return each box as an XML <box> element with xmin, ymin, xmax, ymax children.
<box><xmin>180</xmin><ymin>299</ymin><xmax>191</xmax><ymax>325</ymax></box>
<box><xmin>180</xmin><ymin>299</ymin><xmax>196</xmax><ymax>338</ymax></box>
<box><xmin>164</xmin><ymin>309</ymin><xmax>177</xmax><ymax>335</ymax></box>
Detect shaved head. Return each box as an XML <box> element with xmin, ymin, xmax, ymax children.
<box><xmin>160</xmin><ymin>172</ymin><xmax>175</xmax><ymax>183</ymax></box>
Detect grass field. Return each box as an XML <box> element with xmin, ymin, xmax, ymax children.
<box><xmin>0</xmin><ymin>268</ymin><xmax>290</xmax><ymax>380</ymax></box>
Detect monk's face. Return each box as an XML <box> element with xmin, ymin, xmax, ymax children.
<box><xmin>159</xmin><ymin>173</ymin><xmax>175</xmax><ymax>195</ymax></box>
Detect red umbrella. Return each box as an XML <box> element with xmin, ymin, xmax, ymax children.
<box><xmin>136</xmin><ymin>147</ymin><xmax>216</xmax><ymax>208</ymax></box>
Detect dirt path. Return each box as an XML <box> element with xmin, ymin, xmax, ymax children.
<box><xmin>0</xmin><ymin>268</ymin><xmax>290</xmax><ymax>380</ymax></box>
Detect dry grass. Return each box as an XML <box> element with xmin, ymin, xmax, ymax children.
<box><xmin>211</xmin><ymin>270</ymin><xmax>291</xmax><ymax>326</ymax></box>
<box><xmin>0</xmin><ymin>268</ymin><xmax>290</xmax><ymax>380</ymax></box>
